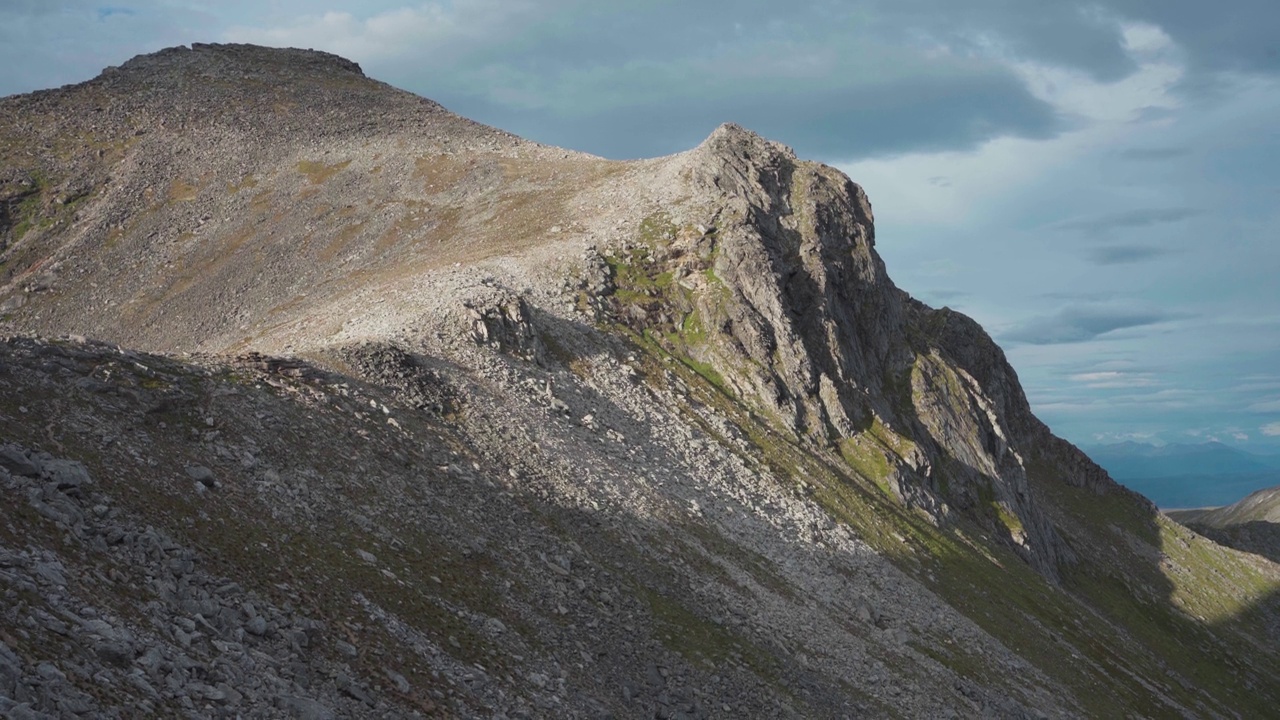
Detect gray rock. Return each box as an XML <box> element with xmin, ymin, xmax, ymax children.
<box><xmin>32</xmin><ymin>561</ymin><xmax>66</xmax><ymax>587</ymax></box>
<box><xmin>0</xmin><ymin>446</ymin><xmax>39</xmax><ymax>477</ymax></box>
<box><xmin>81</xmin><ymin>619</ymin><xmax>117</xmax><ymax>640</ymax></box>
<box><xmin>4</xmin><ymin>703</ymin><xmax>57</xmax><ymax>720</ymax></box>
<box><xmin>96</xmin><ymin>641</ymin><xmax>135</xmax><ymax>668</ymax></box>
<box><xmin>0</xmin><ymin>642</ymin><xmax>23</xmax><ymax>696</ymax></box>
<box><xmin>34</xmin><ymin>662</ymin><xmax>64</xmax><ymax>682</ymax></box>
<box><xmin>185</xmin><ymin>466</ymin><xmax>216</xmax><ymax>487</ymax></box>
<box><xmin>278</xmin><ymin>695</ymin><xmax>336</xmax><ymax>720</ymax></box>
<box><xmin>246</xmin><ymin>616</ymin><xmax>267</xmax><ymax>636</ymax></box>
<box><xmin>43</xmin><ymin>458</ymin><xmax>91</xmax><ymax>490</ymax></box>
<box><xmin>336</xmin><ymin>673</ymin><xmax>375</xmax><ymax>706</ymax></box>
<box><xmin>385</xmin><ymin>668</ymin><xmax>411</xmax><ymax>694</ymax></box>
<box><xmin>53</xmin><ymin>688</ymin><xmax>95</xmax><ymax>715</ymax></box>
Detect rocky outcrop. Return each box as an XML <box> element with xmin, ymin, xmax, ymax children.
<box><xmin>604</xmin><ymin>124</ymin><xmax>1094</xmax><ymax>577</ymax></box>
<box><xmin>675</xmin><ymin>124</ymin><xmax>902</xmax><ymax>441</ymax></box>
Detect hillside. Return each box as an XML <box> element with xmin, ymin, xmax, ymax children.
<box><xmin>2</xmin><ymin>43</ymin><xmax>1279</xmax><ymax>719</ymax></box>
<box><xmin>1168</xmin><ymin>487</ymin><xmax>1280</xmax><ymax>566</ymax></box>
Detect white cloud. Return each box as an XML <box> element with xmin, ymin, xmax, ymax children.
<box><xmin>1092</xmin><ymin>431</ymin><xmax>1158</xmax><ymax>443</ymax></box>
<box><xmin>1068</xmin><ymin>371</ymin><xmax>1157</xmax><ymax>389</ymax></box>
<box><xmin>1247</xmin><ymin>399</ymin><xmax>1280</xmax><ymax>413</ymax></box>
<box><xmin>835</xmin><ymin>21</ymin><xmax>1184</xmax><ymax>228</ymax></box>
<box><xmin>224</xmin><ymin>1</ymin><xmax>541</xmax><ymax>65</ymax></box>
<box><xmin>1263</xmin><ymin>422</ymin><xmax>1280</xmax><ymax>437</ymax></box>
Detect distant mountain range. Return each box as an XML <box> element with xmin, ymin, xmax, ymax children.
<box><xmin>1084</xmin><ymin>441</ymin><xmax>1280</xmax><ymax>508</ymax></box>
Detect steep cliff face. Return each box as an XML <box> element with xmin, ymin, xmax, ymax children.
<box><xmin>3</xmin><ymin>44</ymin><xmax>1280</xmax><ymax>720</ymax></box>
<box><xmin>600</xmin><ymin>124</ymin><xmax>1082</xmax><ymax>577</ymax></box>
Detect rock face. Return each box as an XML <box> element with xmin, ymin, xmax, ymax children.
<box><xmin>1</xmin><ymin>44</ymin><xmax>1279</xmax><ymax>719</ymax></box>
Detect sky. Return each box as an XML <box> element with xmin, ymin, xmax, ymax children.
<box><xmin>3</xmin><ymin>1</ymin><xmax>1279</xmax><ymax>452</ymax></box>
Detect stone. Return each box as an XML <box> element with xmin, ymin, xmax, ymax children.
<box><xmin>385</xmin><ymin>668</ymin><xmax>411</xmax><ymax>694</ymax></box>
<box><xmin>43</xmin><ymin>458</ymin><xmax>91</xmax><ymax>490</ymax></box>
<box><xmin>336</xmin><ymin>673</ymin><xmax>375</xmax><ymax>705</ymax></box>
<box><xmin>0</xmin><ymin>642</ymin><xmax>22</xmax><ymax>696</ymax></box>
<box><xmin>0</xmin><ymin>446</ymin><xmax>39</xmax><ymax>477</ymax></box>
<box><xmin>34</xmin><ymin>662</ymin><xmax>64</xmax><ymax>682</ymax></box>
<box><xmin>246</xmin><ymin>616</ymin><xmax>267</xmax><ymax>636</ymax></box>
<box><xmin>96</xmin><ymin>641</ymin><xmax>135</xmax><ymax>668</ymax></box>
<box><xmin>278</xmin><ymin>694</ymin><xmax>336</xmax><ymax>720</ymax></box>
<box><xmin>185</xmin><ymin>466</ymin><xmax>216</xmax><ymax>487</ymax></box>
<box><xmin>33</xmin><ymin>561</ymin><xmax>66</xmax><ymax>587</ymax></box>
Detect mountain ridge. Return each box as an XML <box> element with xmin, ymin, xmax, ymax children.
<box><xmin>1</xmin><ymin>43</ymin><xmax>1278</xmax><ymax>719</ymax></box>
<box><xmin>1085</xmin><ymin>441</ymin><xmax>1280</xmax><ymax>507</ymax></box>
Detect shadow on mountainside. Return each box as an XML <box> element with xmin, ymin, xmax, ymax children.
<box><xmin>0</xmin><ymin>335</ymin><xmax>878</xmax><ymax>718</ymax></box>
<box><xmin>2</xmin><ymin>331</ymin><xmax>1279</xmax><ymax>719</ymax></box>
<box><xmin>1027</xmin><ymin>454</ymin><xmax>1280</xmax><ymax>717</ymax></box>
<box><xmin>549</xmin><ymin>292</ymin><xmax>1280</xmax><ymax>717</ymax></box>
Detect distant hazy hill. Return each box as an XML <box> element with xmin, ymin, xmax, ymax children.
<box><xmin>1084</xmin><ymin>442</ymin><xmax>1280</xmax><ymax>508</ymax></box>
<box><xmin>1084</xmin><ymin>441</ymin><xmax>1280</xmax><ymax>479</ymax></box>
<box><xmin>1169</xmin><ymin>486</ymin><xmax>1280</xmax><ymax>528</ymax></box>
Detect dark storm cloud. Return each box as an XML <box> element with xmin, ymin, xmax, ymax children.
<box><xmin>359</xmin><ymin>0</ymin><xmax>1280</xmax><ymax>158</ymax></box>
<box><xmin>1002</xmin><ymin>307</ymin><xmax>1181</xmax><ymax>345</ymax></box>
<box><xmin>434</xmin><ymin>68</ymin><xmax>1063</xmax><ymax>159</ymax></box>
<box><xmin>885</xmin><ymin>0</ymin><xmax>1280</xmax><ymax>83</ymax></box>
<box><xmin>6</xmin><ymin>0</ymin><xmax>1280</xmax><ymax>158</ymax></box>
<box><xmin>1051</xmin><ymin>208</ymin><xmax>1200</xmax><ymax>234</ymax></box>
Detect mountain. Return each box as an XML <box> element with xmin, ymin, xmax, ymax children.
<box><xmin>1084</xmin><ymin>441</ymin><xmax>1280</xmax><ymax>508</ymax></box>
<box><xmin>1170</xmin><ymin>485</ymin><xmax>1280</xmax><ymax>527</ymax></box>
<box><xmin>1084</xmin><ymin>441</ymin><xmax>1279</xmax><ymax>479</ymax></box>
<box><xmin>1168</xmin><ymin>486</ymin><xmax>1280</xmax><ymax>568</ymax></box>
<box><xmin>2</xmin><ymin>43</ymin><xmax>1279</xmax><ymax>718</ymax></box>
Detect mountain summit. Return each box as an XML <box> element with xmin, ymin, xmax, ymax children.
<box><xmin>2</xmin><ymin>44</ymin><xmax>1278</xmax><ymax>718</ymax></box>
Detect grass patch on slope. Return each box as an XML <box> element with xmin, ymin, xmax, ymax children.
<box><xmin>297</xmin><ymin>159</ymin><xmax>352</xmax><ymax>185</ymax></box>
<box><xmin>625</xmin><ymin>325</ymin><xmax>1280</xmax><ymax>717</ymax></box>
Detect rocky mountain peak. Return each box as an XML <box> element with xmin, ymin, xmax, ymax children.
<box><xmin>2</xmin><ymin>45</ymin><xmax>1278</xmax><ymax>719</ymax></box>
<box><xmin>110</xmin><ymin>42</ymin><xmax>366</xmax><ymax>82</ymax></box>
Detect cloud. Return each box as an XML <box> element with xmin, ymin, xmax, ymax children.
<box><xmin>0</xmin><ymin>0</ymin><xmax>213</xmax><ymax>96</ymax></box>
<box><xmin>1068</xmin><ymin>371</ymin><xmax>1157</xmax><ymax>389</ymax></box>
<box><xmin>1093</xmin><ymin>431</ymin><xmax>1158</xmax><ymax>443</ymax></box>
<box><xmin>1263</xmin><ymin>422</ymin><xmax>1280</xmax><ymax>437</ymax></box>
<box><xmin>1002</xmin><ymin>306</ymin><xmax>1180</xmax><ymax>345</ymax></box>
<box><xmin>1086</xmin><ymin>244</ymin><xmax>1174</xmax><ymax>265</ymax></box>
<box><xmin>1039</xmin><ymin>291</ymin><xmax>1117</xmax><ymax>301</ymax></box>
<box><xmin>1248</xmin><ymin>399</ymin><xmax>1280</xmax><ymax>413</ymax></box>
<box><xmin>1051</xmin><ymin>207</ymin><xmax>1200</xmax><ymax>234</ymax></box>
<box><xmin>97</xmin><ymin>6</ymin><xmax>136</xmax><ymax>20</ymax></box>
<box><xmin>221</xmin><ymin>1</ymin><xmax>1077</xmax><ymax>159</ymax></box>
<box><xmin>1117</xmin><ymin>146</ymin><xmax>1191</xmax><ymax>161</ymax></box>
<box><xmin>1109</xmin><ymin>1</ymin><xmax>1280</xmax><ymax>80</ymax></box>
<box><xmin>924</xmin><ymin>290</ymin><xmax>970</xmax><ymax>302</ymax></box>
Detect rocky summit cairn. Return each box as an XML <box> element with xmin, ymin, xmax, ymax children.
<box><xmin>0</xmin><ymin>44</ymin><xmax>1278</xmax><ymax>719</ymax></box>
